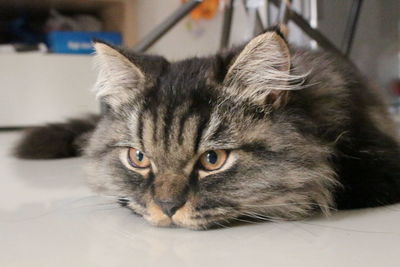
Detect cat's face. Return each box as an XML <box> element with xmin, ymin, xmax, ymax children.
<box><xmin>85</xmin><ymin>32</ymin><xmax>336</xmax><ymax>229</ymax></box>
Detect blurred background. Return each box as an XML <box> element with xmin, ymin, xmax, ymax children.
<box><xmin>0</xmin><ymin>0</ymin><xmax>398</xmax><ymax>128</ymax></box>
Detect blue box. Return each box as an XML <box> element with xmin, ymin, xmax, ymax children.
<box><xmin>46</xmin><ymin>31</ymin><xmax>122</xmax><ymax>54</ymax></box>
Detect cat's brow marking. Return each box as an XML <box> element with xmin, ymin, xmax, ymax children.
<box><xmin>112</xmin><ymin>142</ymin><xmax>135</xmax><ymax>147</ymax></box>
<box><xmin>137</xmin><ymin>111</ymin><xmax>145</xmax><ymax>151</ymax></box>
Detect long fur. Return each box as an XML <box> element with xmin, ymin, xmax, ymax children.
<box><xmin>14</xmin><ymin>115</ymin><xmax>100</xmax><ymax>159</ymax></box>
<box><xmin>12</xmin><ymin>31</ymin><xmax>400</xmax><ymax>230</ymax></box>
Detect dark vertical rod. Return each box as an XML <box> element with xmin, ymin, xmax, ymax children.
<box><xmin>254</xmin><ymin>10</ymin><xmax>265</xmax><ymax>34</ymax></box>
<box><xmin>270</xmin><ymin>0</ymin><xmax>342</xmax><ymax>56</ymax></box>
<box><xmin>242</xmin><ymin>0</ymin><xmax>265</xmax><ymax>36</ymax></box>
<box><xmin>341</xmin><ymin>0</ymin><xmax>363</xmax><ymax>56</ymax></box>
<box><xmin>133</xmin><ymin>0</ymin><xmax>203</xmax><ymax>52</ymax></box>
<box><xmin>220</xmin><ymin>0</ymin><xmax>235</xmax><ymax>50</ymax></box>
<box><xmin>265</xmin><ymin>0</ymin><xmax>271</xmax><ymax>27</ymax></box>
<box><xmin>277</xmin><ymin>0</ymin><xmax>291</xmax><ymax>24</ymax></box>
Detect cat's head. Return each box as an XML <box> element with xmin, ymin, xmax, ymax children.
<box><xmin>85</xmin><ymin>32</ymin><xmax>336</xmax><ymax>229</ymax></box>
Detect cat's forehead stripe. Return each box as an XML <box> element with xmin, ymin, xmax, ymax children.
<box><xmin>177</xmin><ymin>109</ymin><xmax>191</xmax><ymax>145</ymax></box>
<box><xmin>136</xmin><ymin>103</ymin><xmax>198</xmax><ymax>158</ymax></box>
<box><xmin>162</xmin><ymin>102</ymin><xmax>177</xmax><ymax>150</ymax></box>
<box><xmin>151</xmin><ymin>108</ymin><xmax>158</xmax><ymax>143</ymax></box>
<box><xmin>137</xmin><ymin>111</ymin><xmax>144</xmax><ymax>151</ymax></box>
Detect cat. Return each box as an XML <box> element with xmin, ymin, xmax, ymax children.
<box><xmin>14</xmin><ymin>30</ymin><xmax>400</xmax><ymax>230</ymax></box>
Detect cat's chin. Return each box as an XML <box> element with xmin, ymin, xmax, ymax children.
<box><xmin>171</xmin><ymin>202</ymin><xmax>209</xmax><ymax>230</ymax></box>
<box><xmin>132</xmin><ymin>200</ymin><xmax>214</xmax><ymax>230</ymax></box>
<box><xmin>149</xmin><ymin>201</ymin><xmax>202</xmax><ymax>229</ymax></box>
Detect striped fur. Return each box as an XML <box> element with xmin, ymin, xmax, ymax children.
<box><xmin>15</xmin><ymin>32</ymin><xmax>400</xmax><ymax>229</ymax></box>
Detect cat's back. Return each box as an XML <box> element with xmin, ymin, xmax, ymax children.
<box><xmin>290</xmin><ymin>47</ymin><xmax>400</xmax><ymax>209</ymax></box>
<box><xmin>290</xmin><ymin>47</ymin><xmax>398</xmax><ymax>143</ymax></box>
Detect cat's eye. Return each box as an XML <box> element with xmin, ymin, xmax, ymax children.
<box><xmin>199</xmin><ymin>150</ymin><xmax>228</xmax><ymax>171</ymax></box>
<box><xmin>127</xmin><ymin>148</ymin><xmax>150</xmax><ymax>168</ymax></box>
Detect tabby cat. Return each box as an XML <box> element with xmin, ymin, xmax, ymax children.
<box><xmin>15</xmin><ymin>30</ymin><xmax>400</xmax><ymax>229</ymax></box>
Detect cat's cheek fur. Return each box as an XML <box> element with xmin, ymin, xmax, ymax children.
<box><xmin>171</xmin><ymin>202</ymin><xmax>195</xmax><ymax>228</ymax></box>
<box><xmin>144</xmin><ymin>200</ymin><xmax>173</xmax><ymax>227</ymax></box>
<box><xmin>172</xmin><ymin>195</ymin><xmax>235</xmax><ymax>230</ymax></box>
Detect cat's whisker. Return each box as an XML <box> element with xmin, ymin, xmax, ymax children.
<box><xmin>55</xmin><ymin>195</ymin><xmax>110</xmax><ymax>207</ymax></box>
<box><xmin>0</xmin><ymin>200</ymin><xmax>120</xmax><ymax>223</ymax></box>
<box><xmin>87</xmin><ymin>206</ymin><xmax>122</xmax><ymax>213</ymax></box>
<box><xmin>240</xmin><ymin>212</ymin><xmax>284</xmax><ymax>223</ymax></box>
<box><xmin>69</xmin><ymin>202</ymin><xmax>120</xmax><ymax>210</ymax></box>
<box><xmin>237</xmin><ymin>212</ymin><xmax>314</xmax><ymax>235</ymax></box>
<box><xmin>231</xmin><ymin>216</ymin><xmax>262</xmax><ymax>225</ymax></box>
<box><xmin>233</xmin><ymin>211</ymin><xmax>285</xmax><ymax>225</ymax></box>
<box><xmin>241</xmin><ymin>212</ymin><xmax>320</xmax><ymax>237</ymax></box>
<box><xmin>241</xmin><ymin>202</ymin><xmax>336</xmax><ymax>211</ymax></box>
<box><xmin>211</xmin><ymin>221</ymin><xmax>230</xmax><ymax>229</ymax></box>
<box><xmin>296</xmin><ymin>221</ymin><xmax>400</xmax><ymax>235</ymax></box>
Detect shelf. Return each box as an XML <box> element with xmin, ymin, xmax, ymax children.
<box><xmin>0</xmin><ymin>0</ymin><xmax>138</xmax><ymax>46</ymax></box>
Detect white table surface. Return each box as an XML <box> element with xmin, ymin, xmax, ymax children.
<box><xmin>1</xmin><ymin>131</ymin><xmax>399</xmax><ymax>267</ymax></box>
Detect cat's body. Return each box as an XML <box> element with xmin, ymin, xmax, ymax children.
<box><xmin>15</xmin><ymin>31</ymin><xmax>400</xmax><ymax>229</ymax></box>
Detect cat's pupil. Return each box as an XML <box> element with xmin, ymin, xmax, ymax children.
<box><xmin>207</xmin><ymin>151</ymin><xmax>218</xmax><ymax>164</ymax></box>
<box><xmin>136</xmin><ymin>150</ymin><xmax>144</xmax><ymax>162</ymax></box>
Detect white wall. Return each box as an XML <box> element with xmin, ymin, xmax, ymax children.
<box><xmin>0</xmin><ymin>53</ymin><xmax>98</xmax><ymax>127</ymax></box>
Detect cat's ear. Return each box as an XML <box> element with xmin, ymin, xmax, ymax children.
<box><xmin>223</xmin><ymin>32</ymin><xmax>297</xmax><ymax>108</ymax></box>
<box><xmin>93</xmin><ymin>41</ymin><xmax>146</xmax><ymax>110</ymax></box>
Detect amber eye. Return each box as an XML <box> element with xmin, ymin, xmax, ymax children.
<box><xmin>127</xmin><ymin>148</ymin><xmax>151</xmax><ymax>168</ymax></box>
<box><xmin>199</xmin><ymin>150</ymin><xmax>228</xmax><ymax>171</ymax></box>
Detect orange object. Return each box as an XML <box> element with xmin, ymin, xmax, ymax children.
<box><xmin>182</xmin><ymin>0</ymin><xmax>219</xmax><ymax>20</ymax></box>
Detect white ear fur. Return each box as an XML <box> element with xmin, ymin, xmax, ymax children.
<box><xmin>93</xmin><ymin>42</ymin><xmax>145</xmax><ymax>109</ymax></box>
<box><xmin>224</xmin><ymin>32</ymin><xmax>303</xmax><ymax>107</ymax></box>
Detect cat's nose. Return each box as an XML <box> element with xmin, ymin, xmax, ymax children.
<box><xmin>155</xmin><ymin>199</ymin><xmax>185</xmax><ymax>217</ymax></box>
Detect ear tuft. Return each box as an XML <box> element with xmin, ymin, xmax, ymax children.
<box><xmin>223</xmin><ymin>32</ymin><xmax>304</xmax><ymax>108</ymax></box>
<box><xmin>93</xmin><ymin>42</ymin><xmax>145</xmax><ymax>110</ymax></box>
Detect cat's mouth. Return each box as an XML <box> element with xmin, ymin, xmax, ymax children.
<box><xmin>142</xmin><ymin>200</ymin><xmax>205</xmax><ymax>229</ymax></box>
<box><xmin>127</xmin><ymin>199</ymin><xmax>235</xmax><ymax>230</ymax></box>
